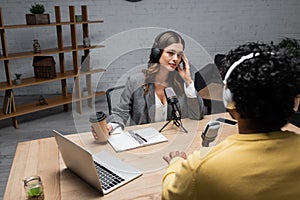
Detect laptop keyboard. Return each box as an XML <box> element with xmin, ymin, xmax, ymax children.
<box><xmin>94</xmin><ymin>161</ymin><xmax>125</xmax><ymax>191</ymax></box>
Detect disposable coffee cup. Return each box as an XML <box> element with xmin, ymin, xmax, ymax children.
<box><xmin>89</xmin><ymin>112</ymin><xmax>109</xmax><ymax>144</ymax></box>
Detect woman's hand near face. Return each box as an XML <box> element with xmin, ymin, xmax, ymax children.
<box><xmin>177</xmin><ymin>54</ymin><xmax>193</xmax><ymax>86</ymax></box>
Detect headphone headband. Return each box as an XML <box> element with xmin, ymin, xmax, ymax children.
<box><xmin>222</xmin><ymin>52</ymin><xmax>260</xmax><ymax>110</ymax></box>
<box><xmin>153</xmin><ymin>31</ymin><xmax>170</xmax><ymax>48</ymax></box>
<box><xmin>223</xmin><ymin>52</ymin><xmax>260</xmax><ymax>85</ymax></box>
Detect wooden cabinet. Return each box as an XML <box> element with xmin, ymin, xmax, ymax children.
<box><xmin>0</xmin><ymin>5</ymin><xmax>105</xmax><ymax>128</ymax></box>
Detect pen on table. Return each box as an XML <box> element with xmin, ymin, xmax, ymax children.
<box><xmin>135</xmin><ymin>133</ymin><xmax>147</xmax><ymax>142</ymax></box>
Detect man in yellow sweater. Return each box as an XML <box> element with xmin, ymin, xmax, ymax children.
<box><xmin>162</xmin><ymin>42</ymin><xmax>300</xmax><ymax>200</ymax></box>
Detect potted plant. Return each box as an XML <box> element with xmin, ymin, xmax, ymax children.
<box><xmin>14</xmin><ymin>73</ymin><xmax>22</xmax><ymax>85</ymax></box>
<box><xmin>26</xmin><ymin>3</ymin><xmax>50</xmax><ymax>25</ymax></box>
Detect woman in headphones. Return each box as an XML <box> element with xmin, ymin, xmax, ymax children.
<box><xmin>104</xmin><ymin>30</ymin><xmax>204</xmax><ymax>133</ymax></box>
<box><xmin>162</xmin><ymin>42</ymin><xmax>300</xmax><ymax>200</ymax></box>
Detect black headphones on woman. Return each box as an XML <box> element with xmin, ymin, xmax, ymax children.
<box><xmin>150</xmin><ymin>32</ymin><xmax>167</xmax><ymax>63</ymax></box>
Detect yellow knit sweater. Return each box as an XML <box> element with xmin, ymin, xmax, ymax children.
<box><xmin>162</xmin><ymin>131</ymin><xmax>300</xmax><ymax>200</ymax></box>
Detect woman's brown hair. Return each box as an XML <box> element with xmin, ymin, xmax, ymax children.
<box><xmin>143</xmin><ymin>31</ymin><xmax>185</xmax><ymax>96</ymax></box>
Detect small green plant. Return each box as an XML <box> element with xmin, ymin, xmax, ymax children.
<box><xmin>27</xmin><ymin>185</ymin><xmax>42</xmax><ymax>197</ymax></box>
<box><xmin>15</xmin><ymin>73</ymin><xmax>22</xmax><ymax>79</ymax></box>
<box><xmin>29</xmin><ymin>3</ymin><xmax>45</xmax><ymax>14</ymax></box>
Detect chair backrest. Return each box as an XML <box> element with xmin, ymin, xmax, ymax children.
<box><xmin>106</xmin><ymin>85</ymin><xmax>125</xmax><ymax>115</ymax></box>
<box><xmin>214</xmin><ymin>54</ymin><xmax>225</xmax><ymax>70</ymax></box>
<box><xmin>194</xmin><ymin>63</ymin><xmax>222</xmax><ymax>91</ymax></box>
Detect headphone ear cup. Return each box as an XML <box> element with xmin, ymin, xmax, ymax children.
<box><xmin>151</xmin><ymin>48</ymin><xmax>161</xmax><ymax>63</ymax></box>
<box><xmin>223</xmin><ymin>86</ymin><xmax>235</xmax><ymax>109</ymax></box>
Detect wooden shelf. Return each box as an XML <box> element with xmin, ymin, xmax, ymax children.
<box><xmin>0</xmin><ymin>70</ymin><xmax>76</xmax><ymax>91</ymax></box>
<box><xmin>0</xmin><ymin>45</ymin><xmax>104</xmax><ymax>60</ymax></box>
<box><xmin>0</xmin><ymin>91</ymin><xmax>105</xmax><ymax>120</ymax></box>
<box><xmin>0</xmin><ymin>20</ymin><xmax>104</xmax><ymax>29</ymax></box>
<box><xmin>0</xmin><ymin>68</ymin><xmax>105</xmax><ymax>91</ymax></box>
<box><xmin>0</xmin><ymin>94</ymin><xmax>73</xmax><ymax>120</ymax></box>
<box><xmin>0</xmin><ymin>5</ymin><xmax>105</xmax><ymax>128</ymax></box>
<box><xmin>79</xmin><ymin>68</ymin><xmax>105</xmax><ymax>75</ymax></box>
<box><xmin>81</xmin><ymin>91</ymin><xmax>106</xmax><ymax>100</ymax></box>
<box><xmin>95</xmin><ymin>91</ymin><xmax>106</xmax><ymax>97</ymax></box>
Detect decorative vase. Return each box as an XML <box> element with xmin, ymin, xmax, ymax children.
<box><xmin>83</xmin><ymin>37</ymin><xmax>91</xmax><ymax>47</ymax></box>
<box><xmin>75</xmin><ymin>15</ymin><xmax>82</xmax><ymax>22</ymax></box>
<box><xmin>82</xmin><ymin>88</ymin><xmax>88</xmax><ymax>96</ymax></box>
<box><xmin>33</xmin><ymin>39</ymin><xmax>41</xmax><ymax>53</ymax></box>
<box><xmin>15</xmin><ymin>79</ymin><xmax>22</xmax><ymax>85</ymax></box>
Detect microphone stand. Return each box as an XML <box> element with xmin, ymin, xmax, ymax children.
<box><xmin>159</xmin><ymin>107</ymin><xmax>188</xmax><ymax>133</ymax></box>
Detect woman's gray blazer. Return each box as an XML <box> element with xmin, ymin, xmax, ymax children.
<box><xmin>107</xmin><ymin>72</ymin><xmax>204</xmax><ymax>128</ymax></box>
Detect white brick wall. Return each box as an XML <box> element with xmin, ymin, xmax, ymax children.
<box><xmin>1</xmin><ymin>0</ymin><xmax>299</xmax><ymax>95</ymax></box>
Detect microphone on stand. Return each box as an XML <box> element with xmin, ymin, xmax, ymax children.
<box><xmin>159</xmin><ymin>87</ymin><xmax>187</xmax><ymax>133</ymax></box>
<box><xmin>164</xmin><ymin>87</ymin><xmax>181</xmax><ymax>120</ymax></box>
<box><xmin>201</xmin><ymin>121</ymin><xmax>220</xmax><ymax>147</ymax></box>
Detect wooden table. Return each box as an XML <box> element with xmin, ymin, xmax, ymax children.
<box><xmin>4</xmin><ymin>113</ymin><xmax>300</xmax><ymax>200</ymax></box>
<box><xmin>199</xmin><ymin>83</ymin><xmax>224</xmax><ymax>114</ymax></box>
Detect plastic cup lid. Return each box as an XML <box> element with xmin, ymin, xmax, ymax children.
<box><xmin>89</xmin><ymin>111</ymin><xmax>106</xmax><ymax>122</ymax></box>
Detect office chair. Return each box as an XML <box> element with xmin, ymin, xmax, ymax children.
<box><xmin>194</xmin><ymin>63</ymin><xmax>222</xmax><ymax>91</ymax></box>
<box><xmin>194</xmin><ymin>63</ymin><xmax>224</xmax><ymax>115</ymax></box>
<box><xmin>194</xmin><ymin>54</ymin><xmax>224</xmax><ymax>92</ymax></box>
<box><xmin>214</xmin><ymin>54</ymin><xmax>225</xmax><ymax>70</ymax></box>
<box><xmin>105</xmin><ymin>85</ymin><xmax>125</xmax><ymax>115</ymax></box>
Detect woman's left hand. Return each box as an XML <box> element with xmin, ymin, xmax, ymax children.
<box><xmin>177</xmin><ymin>54</ymin><xmax>193</xmax><ymax>86</ymax></box>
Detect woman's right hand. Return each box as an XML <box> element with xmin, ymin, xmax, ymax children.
<box><xmin>90</xmin><ymin>124</ymin><xmax>112</xmax><ymax>140</ymax></box>
<box><xmin>107</xmin><ymin>123</ymin><xmax>113</xmax><ymax>132</ymax></box>
<box><xmin>177</xmin><ymin>54</ymin><xmax>193</xmax><ymax>86</ymax></box>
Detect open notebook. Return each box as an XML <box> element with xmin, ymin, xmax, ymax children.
<box><xmin>108</xmin><ymin>127</ymin><xmax>168</xmax><ymax>152</ymax></box>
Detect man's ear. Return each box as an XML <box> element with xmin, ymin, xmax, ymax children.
<box><xmin>228</xmin><ymin>109</ymin><xmax>240</xmax><ymax>121</ymax></box>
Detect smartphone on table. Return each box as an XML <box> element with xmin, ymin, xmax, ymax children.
<box><xmin>215</xmin><ymin>117</ymin><xmax>237</xmax><ymax>126</ymax></box>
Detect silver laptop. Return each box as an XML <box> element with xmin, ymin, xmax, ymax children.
<box><xmin>52</xmin><ymin>130</ymin><xmax>142</xmax><ymax>195</ymax></box>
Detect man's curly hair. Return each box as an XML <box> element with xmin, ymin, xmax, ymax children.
<box><xmin>220</xmin><ymin>42</ymin><xmax>300</xmax><ymax>127</ymax></box>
